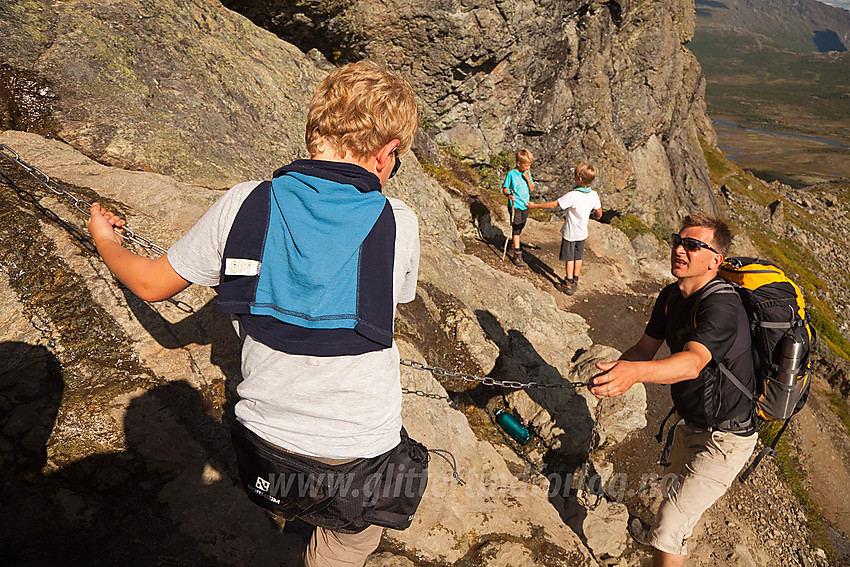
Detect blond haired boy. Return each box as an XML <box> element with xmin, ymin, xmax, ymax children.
<box><xmin>502</xmin><ymin>149</ymin><xmax>535</xmax><ymax>266</ymax></box>
<box><xmin>87</xmin><ymin>61</ymin><xmax>422</xmax><ymax>567</ymax></box>
<box><xmin>529</xmin><ymin>163</ymin><xmax>602</xmax><ymax>295</ymax></box>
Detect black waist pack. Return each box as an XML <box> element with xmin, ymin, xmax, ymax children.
<box><xmin>230</xmin><ymin>421</ymin><xmax>428</xmax><ymax>533</ymax></box>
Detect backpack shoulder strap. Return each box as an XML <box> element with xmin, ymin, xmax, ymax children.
<box><xmin>673</xmin><ymin>279</ymin><xmax>737</xmax><ymax>336</ymax></box>
<box><xmin>693</xmin><ymin>281</ymin><xmax>756</xmax><ymax>399</ymax></box>
<box><xmin>718</xmin><ymin>362</ymin><xmax>755</xmax><ymax>402</ymax></box>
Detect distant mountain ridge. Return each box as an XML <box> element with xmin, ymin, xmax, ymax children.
<box><xmin>820</xmin><ymin>0</ymin><xmax>850</xmax><ymax>12</ymax></box>
<box><xmin>696</xmin><ymin>0</ymin><xmax>850</xmax><ymax>51</ymax></box>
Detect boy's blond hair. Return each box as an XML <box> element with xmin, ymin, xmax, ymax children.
<box><xmin>306</xmin><ymin>61</ymin><xmax>418</xmax><ymax>160</ymax></box>
<box><xmin>516</xmin><ymin>148</ymin><xmax>534</xmax><ymax>165</ymax></box>
<box><xmin>575</xmin><ymin>163</ymin><xmax>597</xmax><ymax>185</ymax></box>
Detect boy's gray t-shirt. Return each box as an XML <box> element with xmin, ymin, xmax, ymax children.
<box><xmin>167</xmin><ymin>180</ymin><xmax>420</xmax><ymax>459</ymax></box>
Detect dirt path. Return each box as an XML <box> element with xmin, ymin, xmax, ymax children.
<box><xmin>796</xmin><ymin>383</ymin><xmax>850</xmax><ymax>558</ymax></box>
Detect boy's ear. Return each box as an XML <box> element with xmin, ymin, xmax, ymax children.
<box><xmin>375</xmin><ymin>139</ymin><xmax>401</xmax><ymax>179</ymax></box>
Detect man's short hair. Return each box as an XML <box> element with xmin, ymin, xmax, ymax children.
<box><xmin>681</xmin><ymin>213</ymin><xmax>732</xmax><ymax>257</ymax></box>
<box><xmin>575</xmin><ymin>163</ymin><xmax>597</xmax><ymax>185</ymax></box>
<box><xmin>305</xmin><ymin>61</ymin><xmax>418</xmax><ymax>161</ymax></box>
<box><xmin>516</xmin><ymin>148</ymin><xmax>534</xmax><ymax>165</ymax></box>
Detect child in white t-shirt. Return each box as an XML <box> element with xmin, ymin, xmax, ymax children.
<box><xmin>529</xmin><ymin>163</ymin><xmax>602</xmax><ymax>295</ymax></box>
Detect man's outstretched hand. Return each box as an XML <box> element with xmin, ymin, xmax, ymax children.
<box><xmin>590</xmin><ymin>360</ymin><xmax>641</xmax><ymax>399</ymax></box>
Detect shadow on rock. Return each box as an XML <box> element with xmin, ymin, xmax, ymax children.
<box><xmin>120</xmin><ymin>289</ymin><xmax>242</xmax><ymax>427</ymax></box>
<box><xmin>1</xmin><ymin>346</ymin><xmax>310</xmax><ymax>566</ymax></box>
<box><xmin>471</xmin><ymin>312</ymin><xmax>604</xmax><ymax>550</ymax></box>
<box><xmin>0</xmin><ymin>341</ymin><xmax>65</xmax><ymax>565</ymax></box>
<box><xmin>521</xmin><ymin>247</ymin><xmax>564</xmax><ymax>287</ymax></box>
<box><xmin>474</xmin><ymin>310</ymin><xmax>596</xmax><ymax>466</ymax></box>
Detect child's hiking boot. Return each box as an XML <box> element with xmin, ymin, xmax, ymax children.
<box><xmin>511</xmin><ymin>249</ymin><xmax>526</xmax><ymax>267</ymax></box>
<box><xmin>558</xmin><ymin>279</ymin><xmax>575</xmax><ymax>295</ymax></box>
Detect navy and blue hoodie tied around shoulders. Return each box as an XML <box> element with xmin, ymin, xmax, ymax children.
<box><xmin>217</xmin><ymin>159</ymin><xmax>396</xmax><ymax>356</ymax></box>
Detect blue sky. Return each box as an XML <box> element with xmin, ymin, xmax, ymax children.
<box><xmin>818</xmin><ymin>0</ymin><xmax>850</xmax><ymax>11</ymax></box>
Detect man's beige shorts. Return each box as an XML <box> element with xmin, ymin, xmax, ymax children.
<box><xmin>649</xmin><ymin>422</ymin><xmax>757</xmax><ymax>556</ymax></box>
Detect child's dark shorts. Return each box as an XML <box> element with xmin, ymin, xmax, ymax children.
<box><xmin>559</xmin><ymin>239</ymin><xmax>585</xmax><ymax>262</ymax></box>
<box><xmin>509</xmin><ymin>207</ymin><xmax>529</xmax><ymax>235</ymax></box>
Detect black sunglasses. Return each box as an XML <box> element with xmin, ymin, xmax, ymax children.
<box><xmin>670</xmin><ymin>233</ymin><xmax>719</xmax><ymax>254</ymax></box>
<box><xmin>389</xmin><ymin>151</ymin><xmax>402</xmax><ymax>179</ymax></box>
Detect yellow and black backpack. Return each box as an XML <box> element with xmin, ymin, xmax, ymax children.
<box><xmin>718</xmin><ymin>257</ymin><xmax>815</xmax><ymax>480</ymax></box>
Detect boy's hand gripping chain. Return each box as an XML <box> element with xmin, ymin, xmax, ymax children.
<box><xmin>0</xmin><ymin>144</ymin><xmax>167</xmax><ymax>256</ymax></box>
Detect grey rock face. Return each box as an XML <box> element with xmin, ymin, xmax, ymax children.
<box><xmin>225</xmin><ymin>0</ymin><xmax>718</xmax><ymax>225</ymax></box>
<box><xmin>0</xmin><ymin>0</ymin><xmax>325</xmax><ymax>190</ymax></box>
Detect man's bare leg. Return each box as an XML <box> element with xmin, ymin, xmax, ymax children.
<box><xmin>653</xmin><ymin>549</ymin><xmax>685</xmax><ymax>567</ymax></box>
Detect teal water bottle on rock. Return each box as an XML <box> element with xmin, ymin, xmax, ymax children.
<box><xmin>494</xmin><ymin>409</ymin><xmax>531</xmax><ymax>444</ymax></box>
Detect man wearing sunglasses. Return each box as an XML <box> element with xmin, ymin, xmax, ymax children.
<box><xmin>591</xmin><ymin>214</ymin><xmax>756</xmax><ymax>567</ymax></box>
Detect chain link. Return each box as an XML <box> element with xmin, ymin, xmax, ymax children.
<box><xmin>400</xmin><ymin>358</ymin><xmax>592</xmax><ymax>390</ymax></box>
<box><xmin>1</xmin><ymin>144</ymin><xmax>168</xmax><ymax>256</ymax></box>
<box><xmin>401</xmin><ymin>387</ymin><xmax>453</xmax><ymax>402</ymax></box>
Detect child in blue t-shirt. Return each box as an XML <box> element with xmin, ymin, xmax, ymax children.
<box><xmin>502</xmin><ymin>148</ymin><xmax>535</xmax><ymax>266</ymax></box>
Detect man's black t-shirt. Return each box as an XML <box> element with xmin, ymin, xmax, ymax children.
<box><xmin>645</xmin><ymin>277</ymin><xmax>756</xmax><ymax>432</ymax></box>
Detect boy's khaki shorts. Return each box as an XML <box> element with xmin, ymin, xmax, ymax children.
<box><xmin>649</xmin><ymin>422</ymin><xmax>757</xmax><ymax>556</ymax></box>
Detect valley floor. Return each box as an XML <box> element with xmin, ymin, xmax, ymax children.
<box><xmin>714</xmin><ymin>120</ymin><xmax>850</xmax><ymax>188</ymax></box>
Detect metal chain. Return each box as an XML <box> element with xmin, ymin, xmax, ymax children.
<box><xmin>0</xmin><ymin>144</ymin><xmax>167</xmax><ymax>256</ymax></box>
<box><xmin>400</xmin><ymin>358</ymin><xmax>592</xmax><ymax>390</ymax></box>
<box><xmin>401</xmin><ymin>387</ymin><xmax>453</xmax><ymax>401</ymax></box>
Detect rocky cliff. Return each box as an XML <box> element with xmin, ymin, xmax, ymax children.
<box><xmin>0</xmin><ymin>0</ymin><xmax>720</xmax><ymax>228</ymax></box>
<box><xmin>223</xmin><ymin>0</ymin><xmax>720</xmax><ymax>225</ymax></box>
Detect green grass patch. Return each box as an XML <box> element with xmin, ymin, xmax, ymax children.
<box><xmin>421</xmin><ymin>162</ymin><xmax>466</xmax><ymax>193</ymax></box>
<box><xmin>473</xmin><ymin>150</ymin><xmax>516</xmax><ymax>195</ymax></box>
<box><xmin>476</xmin><ymin>166</ymin><xmax>505</xmax><ymax>195</ymax></box>
<box><xmin>823</xmin><ymin>390</ymin><xmax>850</xmax><ymax>438</ymax></box>
<box><xmin>759</xmin><ymin>421</ymin><xmax>836</xmax><ymax>560</ymax></box>
<box><xmin>489</xmin><ymin>150</ymin><xmax>515</xmax><ymax>173</ymax></box>
<box><xmin>809</xmin><ymin>308</ymin><xmax>850</xmax><ymax>361</ymax></box>
<box><xmin>611</xmin><ymin>214</ymin><xmax>653</xmax><ymax>239</ymax></box>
